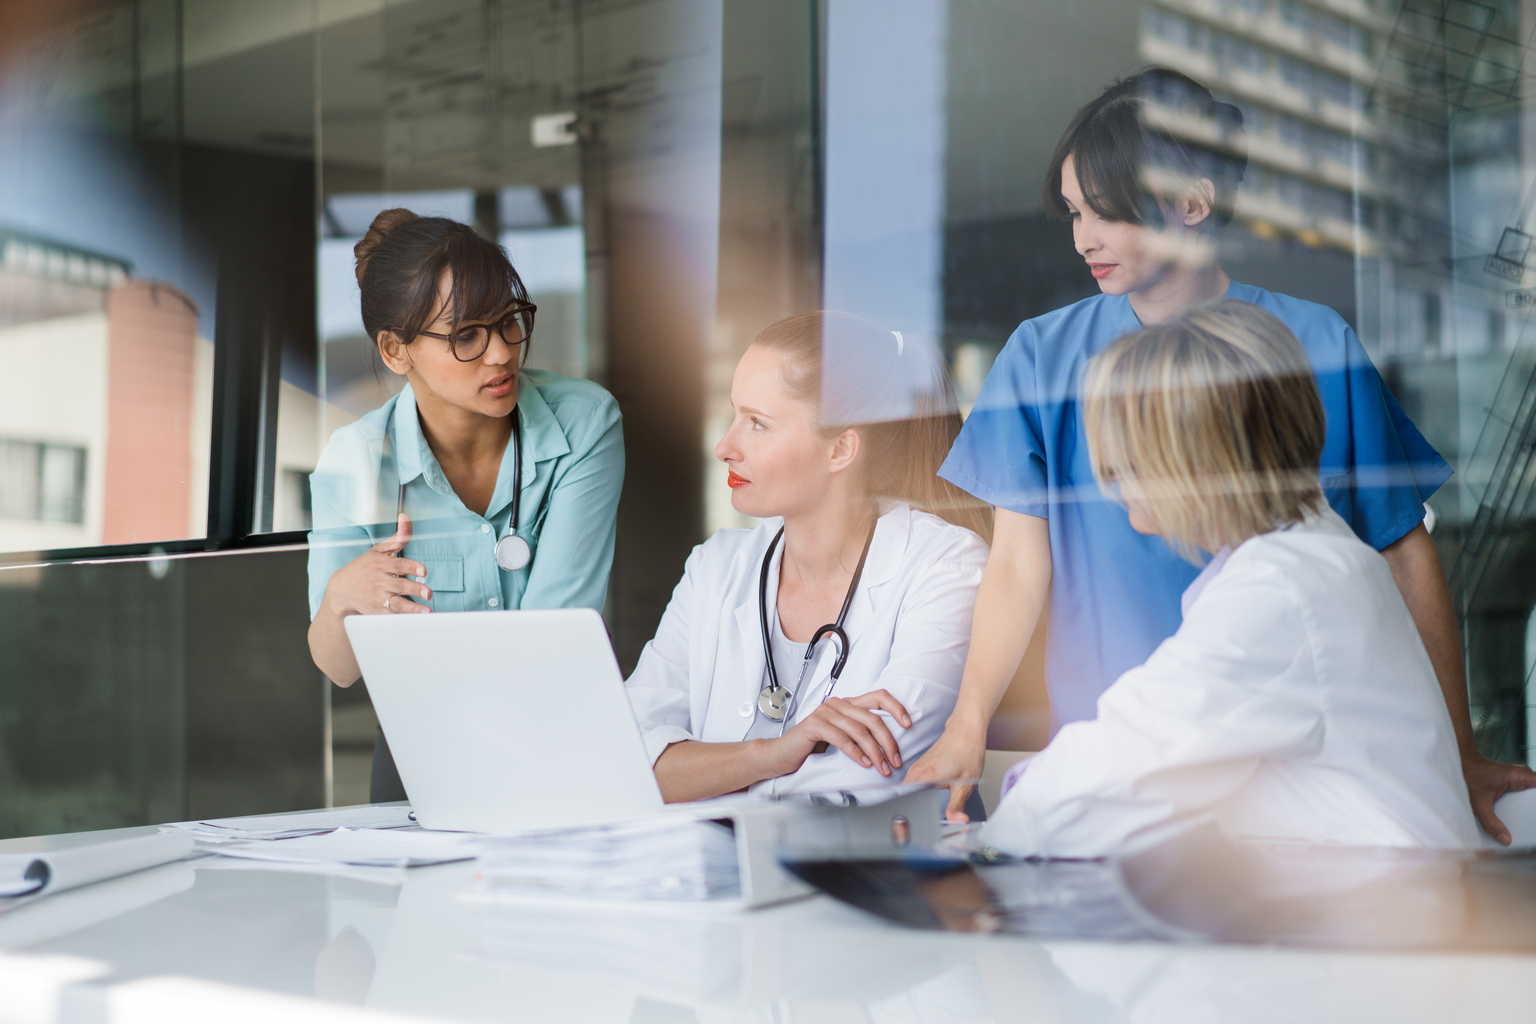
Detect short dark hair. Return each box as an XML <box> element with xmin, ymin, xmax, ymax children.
<box><xmin>354</xmin><ymin>208</ymin><xmax>530</xmax><ymax>359</ymax></box>
<box><xmin>1043</xmin><ymin>68</ymin><xmax>1247</xmax><ymax>228</ymax></box>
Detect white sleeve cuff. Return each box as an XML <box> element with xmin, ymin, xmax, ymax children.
<box><xmin>642</xmin><ymin>726</ymin><xmax>695</xmax><ymax>766</ymax></box>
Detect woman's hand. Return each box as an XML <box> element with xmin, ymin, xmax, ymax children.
<box><xmin>653</xmin><ymin>691</ymin><xmax>913</xmax><ymax>803</ymax></box>
<box><xmin>320</xmin><ymin>514</ymin><xmax>433</xmax><ymax>618</ymax></box>
<box><xmin>1464</xmin><ymin>753</ymin><xmax>1536</xmax><ymax>846</ymax></box>
<box><xmin>904</xmin><ymin>723</ymin><xmax>987</xmax><ymax>822</ymax></box>
<box><xmin>774</xmin><ymin>690</ymin><xmax>913</xmax><ymax>777</ymax></box>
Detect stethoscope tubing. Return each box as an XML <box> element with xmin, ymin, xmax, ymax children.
<box><xmin>393</xmin><ymin>409</ymin><xmax>527</xmax><ymax>570</ymax></box>
<box><xmin>757</xmin><ymin>518</ymin><xmax>877</xmax><ymax>731</ymax></box>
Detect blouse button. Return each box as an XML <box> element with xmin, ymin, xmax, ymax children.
<box><xmin>738</xmin><ymin>701</ymin><xmax>752</xmax><ymax>718</ymax></box>
<box><xmin>488</xmin><ymin>598</ymin><xmax>499</xmax><ymax>607</ymax></box>
<box><xmin>480</xmin><ymin>524</ymin><xmax>491</xmax><ymax>534</ymax></box>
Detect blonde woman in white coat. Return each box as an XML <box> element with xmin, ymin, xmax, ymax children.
<box><xmin>985</xmin><ymin>300</ymin><xmax>1479</xmax><ymax>857</ymax></box>
<box><xmin>625</xmin><ymin>312</ymin><xmax>991</xmax><ymax>803</ymax></box>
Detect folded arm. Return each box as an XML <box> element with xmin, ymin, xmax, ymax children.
<box><xmin>652</xmin><ymin>690</ymin><xmax>914</xmax><ymax>803</ymax></box>
<box><xmin>630</xmin><ymin>532</ymin><xmax>984</xmax><ymax>803</ymax></box>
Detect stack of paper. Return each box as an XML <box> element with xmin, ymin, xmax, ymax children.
<box><xmin>161</xmin><ymin>806</ymin><xmax>416</xmax><ymax>843</ymax></box>
<box><xmin>478</xmin><ymin>818</ymin><xmax>740</xmax><ymax>902</ymax></box>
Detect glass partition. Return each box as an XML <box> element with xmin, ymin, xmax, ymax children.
<box><xmin>0</xmin><ymin>2</ymin><xmax>328</xmax><ymax>834</ymax></box>
<box><xmin>0</xmin><ymin>2</ymin><xmax>212</xmax><ymax>554</ymax></box>
<box><xmin>9</xmin><ymin>0</ymin><xmax>1536</xmax><ymax>836</ymax></box>
<box><xmin>0</xmin><ymin>547</ymin><xmax>324</xmax><ymax>838</ymax></box>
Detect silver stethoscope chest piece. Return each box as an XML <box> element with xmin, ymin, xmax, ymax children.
<box><xmin>494</xmin><ymin>534</ymin><xmax>531</xmax><ymax>572</ymax></box>
<box><xmin>758</xmin><ymin>684</ymin><xmax>794</xmax><ymax>722</ymax></box>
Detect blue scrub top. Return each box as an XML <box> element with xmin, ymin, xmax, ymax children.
<box><xmin>307</xmin><ymin>369</ymin><xmax>624</xmax><ymax>619</ymax></box>
<box><xmin>939</xmin><ymin>281</ymin><xmax>1452</xmax><ymax>730</ymax></box>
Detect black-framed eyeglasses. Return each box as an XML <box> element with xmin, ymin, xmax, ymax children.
<box><xmin>393</xmin><ymin>303</ymin><xmax>537</xmax><ymax>362</ymax></box>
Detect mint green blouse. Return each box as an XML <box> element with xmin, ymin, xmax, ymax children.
<box><xmin>306</xmin><ymin>370</ymin><xmax>624</xmax><ymax>619</ymax></box>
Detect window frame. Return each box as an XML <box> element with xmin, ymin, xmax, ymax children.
<box><xmin>0</xmin><ymin>240</ymin><xmax>305</xmax><ymax>568</ymax></box>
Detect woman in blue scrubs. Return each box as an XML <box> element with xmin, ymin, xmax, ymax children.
<box><xmin>905</xmin><ymin>68</ymin><xmax>1536</xmax><ymax>839</ymax></box>
<box><xmin>306</xmin><ymin>208</ymin><xmax>624</xmax><ymax>801</ymax></box>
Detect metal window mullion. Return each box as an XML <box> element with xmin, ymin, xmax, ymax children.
<box><xmin>250</xmin><ymin>323</ymin><xmax>281</xmax><ymax>535</ymax></box>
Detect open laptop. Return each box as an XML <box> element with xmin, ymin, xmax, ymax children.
<box><xmin>344</xmin><ymin>608</ymin><xmax>666</xmax><ymax>834</ymax></box>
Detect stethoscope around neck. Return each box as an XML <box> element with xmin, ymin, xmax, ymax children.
<box><xmin>392</xmin><ymin>410</ymin><xmax>531</xmax><ymax>573</ymax></box>
<box><xmin>755</xmin><ymin>521</ymin><xmax>876</xmax><ymax>730</ymax></box>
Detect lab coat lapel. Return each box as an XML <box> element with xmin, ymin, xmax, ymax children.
<box><xmin>785</xmin><ymin>505</ymin><xmax>911</xmax><ymax>723</ymax></box>
<box><xmin>833</xmin><ymin>504</ymin><xmax>908</xmax><ymax>651</ymax></box>
<box><xmin>719</xmin><ymin>525</ymin><xmax>782</xmax><ymax>741</ymax></box>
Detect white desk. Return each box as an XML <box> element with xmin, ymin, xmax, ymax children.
<box><xmin>3</xmin><ymin>811</ymin><xmax>1536</xmax><ymax>1024</ymax></box>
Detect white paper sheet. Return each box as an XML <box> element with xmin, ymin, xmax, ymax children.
<box><xmin>161</xmin><ymin>805</ymin><xmax>416</xmax><ymax>842</ymax></box>
<box><xmin>207</xmin><ymin>828</ymin><xmax>475</xmax><ymax>868</ymax></box>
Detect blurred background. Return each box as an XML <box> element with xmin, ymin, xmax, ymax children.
<box><xmin>0</xmin><ymin>0</ymin><xmax>1530</xmax><ymax>835</ymax></box>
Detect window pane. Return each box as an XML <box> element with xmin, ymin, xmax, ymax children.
<box><xmin>0</xmin><ymin>439</ymin><xmax>40</xmax><ymax>522</ymax></box>
<box><xmin>38</xmin><ymin>443</ymin><xmax>85</xmax><ymax>525</ymax></box>
<box><xmin>0</xmin><ymin>3</ymin><xmax>217</xmax><ymax>553</ymax></box>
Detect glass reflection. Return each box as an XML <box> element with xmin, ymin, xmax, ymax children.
<box><xmin>783</xmin><ymin>820</ymin><xmax>1536</xmax><ymax>952</ymax></box>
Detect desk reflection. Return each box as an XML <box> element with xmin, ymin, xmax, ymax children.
<box><xmin>788</xmin><ymin>823</ymin><xmax>1536</xmax><ymax>952</ymax></box>
<box><xmin>369</xmin><ymin>864</ymin><xmax>1020</xmax><ymax>1023</ymax></box>
<box><xmin>1</xmin><ymin>845</ymin><xmax>1533</xmax><ymax>1023</ymax></box>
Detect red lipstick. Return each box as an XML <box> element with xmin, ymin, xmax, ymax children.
<box><xmin>727</xmin><ymin>470</ymin><xmax>749</xmax><ymax>489</ymax></box>
<box><xmin>1087</xmin><ymin>262</ymin><xmax>1116</xmax><ymax>280</ymax></box>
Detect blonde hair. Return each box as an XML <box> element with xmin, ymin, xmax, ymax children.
<box><xmin>752</xmin><ymin>311</ymin><xmax>993</xmax><ymax>543</ymax></box>
<box><xmin>1082</xmin><ymin>298</ymin><xmax>1325</xmax><ymax>563</ymax></box>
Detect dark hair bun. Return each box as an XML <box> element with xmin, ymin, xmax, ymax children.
<box><xmin>354</xmin><ymin>208</ymin><xmax>420</xmax><ymax>286</ymax></box>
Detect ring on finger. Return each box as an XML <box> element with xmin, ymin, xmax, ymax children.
<box><xmin>384</xmin><ymin>594</ymin><xmax>392</xmax><ymax>611</ymax></box>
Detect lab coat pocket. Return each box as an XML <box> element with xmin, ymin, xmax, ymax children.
<box><xmin>418</xmin><ymin>555</ymin><xmax>465</xmax><ymax>612</ymax></box>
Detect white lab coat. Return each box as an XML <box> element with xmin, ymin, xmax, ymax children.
<box><xmin>985</xmin><ymin>508</ymin><xmax>1479</xmax><ymax>857</ymax></box>
<box><xmin>625</xmin><ymin>503</ymin><xmax>988</xmax><ymax>796</ymax></box>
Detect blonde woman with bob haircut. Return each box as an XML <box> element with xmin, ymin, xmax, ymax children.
<box><xmin>984</xmin><ymin>300</ymin><xmax>1479</xmax><ymax>856</ymax></box>
<box><xmin>625</xmin><ymin>311</ymin><xmax>990</xmax><ymax>804</ymax></box>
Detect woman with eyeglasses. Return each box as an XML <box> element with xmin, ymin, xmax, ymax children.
<box><xmin>306</xmin><ymin>208</ymin><xmax>624</xmax><ymax>801</ymax></box>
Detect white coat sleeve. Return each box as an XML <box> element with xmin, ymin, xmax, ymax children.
<box><xmin>983</xmin><ymin>560</ymin><xmax>1325</xmax><ymax>859</ymax></box>
<box><xmin>624</xmin><ymin>546</ymin><xmax>703</xmax><ymax>765</ymax></box>
<box><xmin>775</xmin><ymin>538</ymin><xmax>987</xmax><ymax>795</ymax></box>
